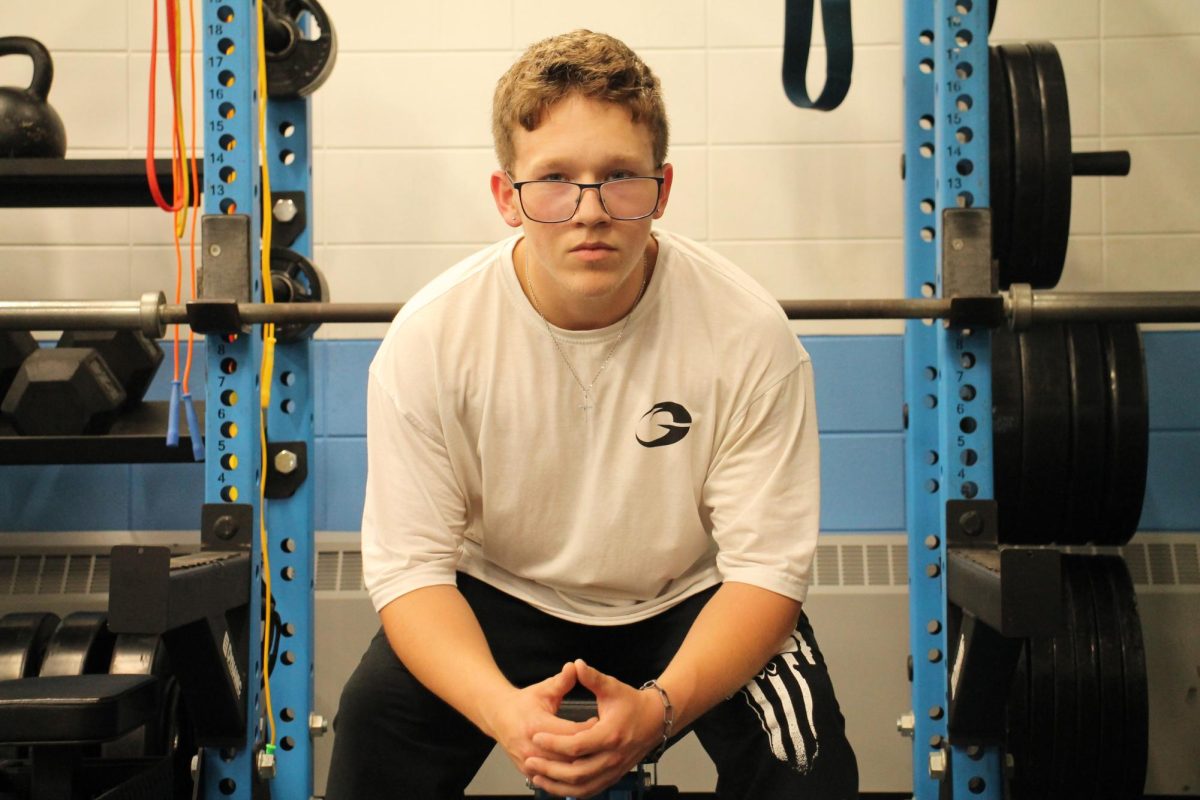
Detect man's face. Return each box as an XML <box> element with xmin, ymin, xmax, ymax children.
<box><xmin>492</xmin><ymin>94</ymin><xmax>672</xmax><ymax>319</ymax></box>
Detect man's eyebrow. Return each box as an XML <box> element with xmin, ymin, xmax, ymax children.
<box><xmin>523</xmin><ymin>155</ymin><xmax>653</xmax><ymax>175</ymax></box>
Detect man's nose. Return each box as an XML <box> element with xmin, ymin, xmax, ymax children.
<box><xmin>575</xmin><ymin>185</ymin><xmax>608</xmax><ymax>223</ymax></box>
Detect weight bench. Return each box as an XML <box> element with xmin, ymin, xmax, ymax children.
<box><xmin>0</xmin><ymin>673</ymin><xmax>172</xmax><ymax>800</ymax></box>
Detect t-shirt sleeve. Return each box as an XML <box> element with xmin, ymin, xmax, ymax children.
<box><xmin>702</xmin><ymin>356</ymin><xmax>819</xmax><ymax>603</ymax></box>
<box><xmin>360</xmin><ymin>367</ymin><xmax>468</xmax><ymax>612</ymax></box>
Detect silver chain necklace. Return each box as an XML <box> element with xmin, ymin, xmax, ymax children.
<box><xmin>524</xmin><ymin>249</ymin><xmax>649</xmax><ymax>414</ymax></box>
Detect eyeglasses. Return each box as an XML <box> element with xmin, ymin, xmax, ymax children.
<box><xmin>509</xmin><ymin>176</ymin><xmax>665</xmax><ymax>224</ymax></box>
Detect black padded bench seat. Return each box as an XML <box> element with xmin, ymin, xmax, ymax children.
<box><xmin>0</xmin><ymin>674</ymin><xmax>158</xmax><ymax>746</ymax></box>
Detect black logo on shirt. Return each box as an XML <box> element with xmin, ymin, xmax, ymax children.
<box><xmin>636</xmin><ymin>402</ymin><xmax>692</xmax><ymax>448</ymax></box>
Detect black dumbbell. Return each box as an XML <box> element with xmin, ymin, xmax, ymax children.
<box><xmin>0</xmin><ymin>330</ymin><xmax>37</xmax><ymax>402</ymax></box>
<box><xmin>1</xmin><ymin>348</ymin><xmax>126</xmax><ymax>435</ymax></box>
<box><xmin>57</xmin><ymin>329</ymin><xmax>164</xmax><ymax>410</ymax></box>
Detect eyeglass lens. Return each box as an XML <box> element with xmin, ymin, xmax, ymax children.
<box><xmin>520</xmin><ymin>178</ymin><xmax>660</xmax><ymax>223</ymax></box>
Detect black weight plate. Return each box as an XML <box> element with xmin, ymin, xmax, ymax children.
<box><xmin>990</xmin><ymin>46</ymin><xmax>1015</xmax><ymax>280</ymax></box>
<box><xmin>1029</xmin><ymin>42</ymin><xmax>1071</xmax><ymax>288</ymax></box>
<box><xmin>991</xmin><ymin>326</ymin><xmax>1023</xmax><ymax>542</ymax></box>
<box><xmin>265</xmin><ymin>0</ymin><xmax>338</xmax><ymax>98</ymax></box>
<box><xmin>270</xmin><ymin>247</ymin><xmax>328</xmax><ymax>343</ymax></box>
<box><xmin>1100</xmin><ymin>324</ymin><xmax>1149</xmax><ymax>545</ymax></box>
<box><xmin>1087</xmin><ymin>555</ymin><xmax>1126</xmax><ymax>797</ymax></box>
<box><xmin>104</xmin><ymin>633</ymin><xmax>173</xmax><ymax>759</ymax></box>
<box><xmin>1017</xmin><ymin>324</ymin><xmax>1070</xmax><ymax>543</ymax></box>
<box><xmin>1049</xmin><ymin>556</ymin><xmax>1081</xmax><ymax>796</ymax></box>
<box><xmin>1000</xmin><ymin>44</ymin><xmax>1046</xmax><ymax>287</ymax></box>
<box><xmin>0</xmin><ymin>611</ymin><xmax>59</xmax><ymax>680</ymax></box>
<box><xmin>1026</xmin><ymin>630</ymin><xmax>1057</xmax><ymax>799</ymax></box>
<box><xmin>1005</xmin><ymin>640</ymin><xmax>1032</xmax><ymax>792</ymax></box>
<box><xmin>1064</xmin><ymin>324</ymin><xmax>1107</xmax><ymax>545</ymax></box>
<box><xmin>1105</xmin><ymin>556</ymin><xmax>1149</xmax><ymax>798</ymax></box>
<box><xmin>1066</xmin><ymin>558</ymin><xmax>1102</xmax><ymax>798</ymax></box>
<box><xmin>38</xmin><ymin>610</ymin><xmax>115</xmax><ymax>677</ymax></box>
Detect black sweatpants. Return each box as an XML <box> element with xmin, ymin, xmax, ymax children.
<box><xmin>326</xmin><ymin>574</ymin><xmax>857</xmax><ymax>800</ymax></box>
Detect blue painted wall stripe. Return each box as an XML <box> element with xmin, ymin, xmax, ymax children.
<box><xmin>3</xmin><ymin>333</ymin><xmax>1198</xmax><ymax>533</ymax></box>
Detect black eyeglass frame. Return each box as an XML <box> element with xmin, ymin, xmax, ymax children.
<box><xmin>507</xmin><ymin>175</ymin><xmax>666</xmax><ymax>223</ymax></box>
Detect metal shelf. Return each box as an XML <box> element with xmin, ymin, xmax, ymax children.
<box><xmin>0</xmin><ymin>400</ymin><xmax>204</xmax><ymax>464</ymax></box>
<box><xmin>0</xmin><ymin>158</ymin><xmax>201</xmax><ymax>208</ymax></box>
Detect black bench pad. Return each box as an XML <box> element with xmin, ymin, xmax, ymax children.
<box><xmin>0</xmin><ymin>674</ymin><xmax>158</xmax><ymax>745</ymax></box>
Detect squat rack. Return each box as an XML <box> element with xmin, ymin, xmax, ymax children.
<box><xmin>0</xmin><ymin>1</ymin><xmax>1191</xmax><ymax>797</ymax></box>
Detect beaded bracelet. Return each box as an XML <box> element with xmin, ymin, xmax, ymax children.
<box><xmin>639</xmin><ymin>679</ymin><xmax>675</xmax><ymax>761</ymax></box>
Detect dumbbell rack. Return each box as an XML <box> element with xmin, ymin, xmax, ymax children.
<box><xmin>902</xmin><ymin>2</ymin><xmax>1004</xmax><ymax>799</ymax></box>
<box><xmin>0</xmin><ymin>3</ymin><xmax>317</xmax><ymax>799</ymax></box>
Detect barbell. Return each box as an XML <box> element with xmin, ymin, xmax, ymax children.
<box><xmin>0</xmin><ymin>286</ymin><xmax>1198</xmax><ymax>339</ymax></box>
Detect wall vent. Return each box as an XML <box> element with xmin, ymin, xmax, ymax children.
<box><xmin>0</xmin><ymin>537</ymin><xmax>1196</xmax><ymax>598</ymax></box>
<box><xmin>0</xmin><ymin>553</ymin><xmax>111</xmax><ymax>596</ymax></box>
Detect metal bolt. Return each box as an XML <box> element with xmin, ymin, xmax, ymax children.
<box><xmin>959</xmin><ymin>510</ymin><xmax>983</xmax><ymax>536</ymax></box>
<box><xmin>952</xmin><ymin>238</ymin><xmax>965</xmax><ymax>251</ymax></box>
<box><xmin>209</xmin><ymin>244</ymin><xmax>221</xmax><ymax>257</ymax></box>
<box><xmin>310</xmin><ymin>713</ymin><xmax>328</xmax><ymax>737</ymax></box>
<box><xmin>1004</xmin><ymin>753</ymin><xmax>1016</xmax><ymax>777</ymax></box>
<box><xmin>256</xmin><ymin>749</ymin><xmax>276</xmax><ymax>779</ymax></box>
<box><xmin>274</xmin><ymin>197</ymin><xmax>299</xmax><ymax>223</ymax></box>
<box><xmin>213</xmin><ymin>515</ymin><xmax>239</xmax><ymax>541</ymax></box>
<box><xmin>274</xmin><ymin>449</ymin><xmax>299</xmax><ymax>475</ymax></box>
<box><xmin>897</xmin><ymin>712</ymin><xmax>915</xmax><ymax>738</ymax></box>
<box><xmin>190</xmin><ymin>754</ymin><xmax>200</xmax><ymax>781</ymax></box>
<box><xmin>929</xmin><ymin>750</ymin><xmax>947</xmax><ymax>780</ymax></box>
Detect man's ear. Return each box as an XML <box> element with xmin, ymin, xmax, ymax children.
<box><xmin>491</xmin><ymin>170</ymin><xmax>523</xmax><ymax>227</ymax></box>
<box><xmin>652</xmin><ymin>163</ymin><xmax>675</xmax><ymax>220</ymax></box>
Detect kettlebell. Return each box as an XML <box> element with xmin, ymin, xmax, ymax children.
<box><xmin>0</xmin><ymin>36</ymin><xmax>67</xmax><ymax>158</ymax></box>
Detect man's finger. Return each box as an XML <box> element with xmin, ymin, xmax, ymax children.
<box><xmin>525</xmin><ymin>750</ymin><xmax>616</xmax><ymax>790</ymax></box>
<box><xmin>573</xmin><ymin>658</ymin><xmax>611</xmax><ymax>695</ymax></box>
<box><xmin>530</xmin><ymin>724</ymin><xmax>609</xmax><ymax>759</ymax></box>
<box><xmin>545</xmin><ymin>662</ymin><xmax>578</xmax><ymax>692</ymax></box>
<box><xmin>534</xmin><ymin>711</ymin><xmax>596</xmax><ymax>737</ymax></box>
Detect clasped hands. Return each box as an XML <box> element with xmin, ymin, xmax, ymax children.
<box><xmin>483</xmin><ymin>658</ymin><xmax>666</xmax><ymax>799</ymax></box>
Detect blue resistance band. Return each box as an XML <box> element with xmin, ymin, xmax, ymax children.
<box><xmin>782</xmin><ymin>0</ymin><xmax>854</xmax><ymax>111</ymax></box>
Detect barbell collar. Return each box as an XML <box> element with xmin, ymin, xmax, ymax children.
<box><xmin>1007</xmin><ymin>283</ymin><xmax>1035</xmax><ymax>330</ymax></box>
<box><xmin>141</xmin><ymin>291</ymin><xmax>167</xmax><ymax>339</ymax></box>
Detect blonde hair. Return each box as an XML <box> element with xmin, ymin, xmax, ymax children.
<box><xmin>492</xmin><ymin>30</ymin><xmax>669</xmax><ymax>173</ymax></box>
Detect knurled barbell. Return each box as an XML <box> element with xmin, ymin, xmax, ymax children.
<box><xmin>1</xmin><ymin>287</ymin><xmax>1198</xmax><ymax>339</ymax></box>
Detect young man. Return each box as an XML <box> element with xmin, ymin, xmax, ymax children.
<box><xmin>327</xmin><ymin>30</ymin><xmax>858</xmax><ymax>800</ymax></box>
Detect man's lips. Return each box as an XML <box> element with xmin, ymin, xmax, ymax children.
<box><xmin>571</xmin><ymin>242</ymin><xmax>615</xmax><ymax>252</ymax></box>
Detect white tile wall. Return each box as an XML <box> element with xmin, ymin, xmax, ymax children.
<box><xmin>1103</xmin><ymin>37</ymin><xmax>1200</xmax><ymax>136</ymax></box>
<box><xmin>709</xmin><ymin>46</ymin><xmax>903</xmax><ymax>144</ymax></box>
<box><xmin>0</xmin><ymin>54</ymin><xmax>129</xmax><ymax>151</ymax></box>
<box><xmin>990</xmin><ymin>0</ymin><xmax>1101</xmax><ymax>41</ymax></box>
<box><xmin>1102</xmin><ymin>0</ymin><xmax>1200</xmax><ymax>37</ymax></box>
<box><xmin>513</xmin><ymin>1</ymin><xmax>706</xmax><ymax>49</ymax></box>
<box><xmin>1</xmin><ymin>1</ymin><xmax>1197</xmax><ymax>338</ymax></box>
<box><xmin>7</xmin><ymin>2</ymin><xmax>129</xmax><ymax>51</ymax></box>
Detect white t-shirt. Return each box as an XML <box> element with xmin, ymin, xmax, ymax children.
<box><xmin>362</xmin><ymin>229</ymin><xmax>820</xmax><ymax>625</ymax></box>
